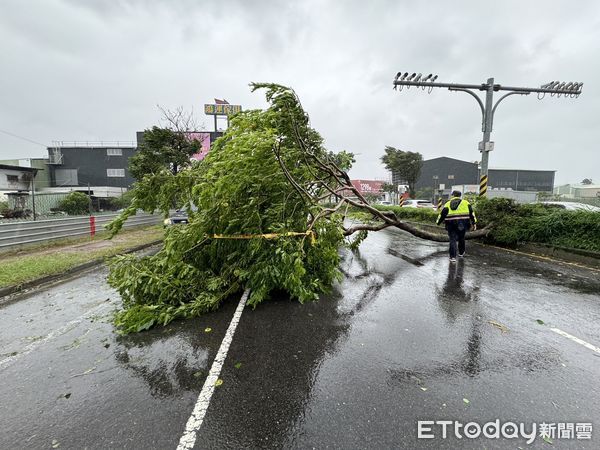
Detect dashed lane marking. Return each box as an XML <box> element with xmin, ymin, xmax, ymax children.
<box><xmin>551</xmin><ymin>328</ymin><xmax>600</xmax><ymax>355</ymax></box>
<box><xmin>177</xmin><ymin>289</ymin><xmax>249</xmax><ymax>450</ymax></box>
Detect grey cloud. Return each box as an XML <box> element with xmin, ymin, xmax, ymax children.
<box><xmin>0</xmin><ymin>0</ymin><xmax>599</xmax><ymax>184</ymax></box>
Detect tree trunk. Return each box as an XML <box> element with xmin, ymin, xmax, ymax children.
<box><xmin>344</xmin><ymin>220</ymin><xmax>491</xmax><ymax>243</ymax></box>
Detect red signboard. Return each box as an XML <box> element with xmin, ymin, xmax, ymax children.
<box><xmin>350</xmin><ymin>179</ymin><xmax>384</xmax><ymax>194</ymax></box>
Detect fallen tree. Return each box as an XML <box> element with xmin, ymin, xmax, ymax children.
<box><xmin>107</xmin><ymin>83</ymin><xmax>489</xmax><ymax>333</ymax></box>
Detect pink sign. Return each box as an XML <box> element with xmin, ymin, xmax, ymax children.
<box><xmin>187</xmin><ymin>132</ymin><xmax>211</xmax><ymax>161</ymax></box>
<box><xmin>351</xmin><ymin>179</ymin><xmax>384</xmax><ymax>194</ymax></box>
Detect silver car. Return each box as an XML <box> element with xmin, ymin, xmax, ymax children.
<box><xmin>402</xmin><ymin>199</ymin><xmax>435</xmax><ymax>209</ymax></box>
<box><xmin>539</xmin><ymin>201</ymin><xmax>600</xmax><ymax>212</ymax></box>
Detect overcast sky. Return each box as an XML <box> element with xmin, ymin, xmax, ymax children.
<box><xmin>1</xmin><ymin>0</ymin><xmax>598</xmax><ymax>185</ymax></box>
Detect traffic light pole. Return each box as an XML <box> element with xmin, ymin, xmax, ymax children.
<box><xmin>392</xmin><ymin>73</ymin><xmax>583</xmax><ymax>196</ymax></box>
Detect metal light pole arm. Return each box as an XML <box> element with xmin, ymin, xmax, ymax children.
<box><xmin>497</xmin><ymin>85</ymin><xmax>582</xmax><ymax>95</ymax></box>
<box><xmin>393</xmin><ymin>80</ymin><xmax>486</xmax><ymax>90</ymax></box>
<box><xmin>448</xmin><ymin>87</ymin><xmax>485</xmax><ymax>131</ymax></box>
<box><xmin>490</xmin><ymin>91</ymin><xmax>530</xmax><ymax>131</ymax></box>
<box><xmin>393</xmin><ymin>80</ymin><xmax>582</xmax><ymax>95</ymax></box>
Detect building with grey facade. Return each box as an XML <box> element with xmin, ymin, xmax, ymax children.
<box><xmin>411</xmin><ymin>157</ymin><xmax>555</xmax><ymax>193</ymax></box>
<box><xmin>47</xmin><ymin>144</ymin><xmax>137</xmax><ymax>189</ymax></box>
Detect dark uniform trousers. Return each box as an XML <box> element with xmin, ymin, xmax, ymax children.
<box><xmin>446</xmin><ymin>220</ymin><xmax>469</xmax><ymax>259</ymax></box>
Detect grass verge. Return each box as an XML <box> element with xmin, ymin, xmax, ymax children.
<box><xmin>0</xmin><ymin>226</ymin><xmax>163</xmax><ymax>288</ymax></box>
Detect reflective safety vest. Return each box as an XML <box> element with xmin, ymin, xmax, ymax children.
<box><xmin>440</xmin><ymin>197</ymin><xmax>476</xmax><ymax>222</ymax></box>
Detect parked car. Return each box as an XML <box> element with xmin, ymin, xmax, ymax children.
<box><xmin>377</xmin><ymin>200</ymin><xmax>392</xmax><ymax>206</ymax></box>
<box><xmin>163</xmin><ymin>204</ymin><xmax>199</xmax><ymax>225</ymax></box>
<box><xmin>538</xmin><ymin>201</ymin><xmax>600</xmax><ymax>212</ymax></box>
<box><xmin>164</xmin><ymin>209</ymin><xmax>190</xmax><ymax>225</ymax></box>
<box><xmin>402</xmin><ymin>199</ymin><xmax>435</xmax><ymax>209</ymax></box>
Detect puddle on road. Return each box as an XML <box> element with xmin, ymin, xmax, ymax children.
<box><xmin>114</xmin><ymin>332</ymin><xmax>211</xmax><ymax>398</ymax></box>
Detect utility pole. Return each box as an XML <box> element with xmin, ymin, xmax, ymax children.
<box><xmin>30</xmin><ymin>176</ymin><xmax>37</xmax><ymax>221</ymax></box>
<box><xmin>87</xmin><ymin>183</ymin><xmax>93</xmax><ymax>215</ymax></box>
<box><xmin>392</xmin><ymin>73</ymin><xmax>583</xmax><ymax>196</ymax></box>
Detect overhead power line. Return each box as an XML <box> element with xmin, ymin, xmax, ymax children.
<box><xmin>0</xmin><ymin>128</ymin><xmax>48</xmax><ymax>148</ymax></box>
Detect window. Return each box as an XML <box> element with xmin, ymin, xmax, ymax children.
<box><xmin>55</xmin><ymin>169</ymin><xmax>78</xmax><ymax>186</ymax></box>
<box><xmin>7</xmin><ymin>175</ymin><xmax>19</xmax><ymax>183</ymax></box>
<box><xmin>106</xmin><ymin>148</ymin><xmax>123</xmax><ymax>156</ymax></box>
<box><xmin>107</xmin><ymin>168</ymin><xmax>125</xmax><ymax>177</ymax></box>
<box><xmin>448</xmin><ymin>174</ymin><xmax>455</xmax><ymax>179</ymax></box>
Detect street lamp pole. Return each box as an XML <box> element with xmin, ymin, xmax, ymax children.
<box><xmin>392</xmin><ymin>73</ymin><xmax>583</xmax><ymax>196</ymax></box>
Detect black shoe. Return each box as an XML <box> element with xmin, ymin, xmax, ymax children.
<box><xmin>458</xmin><ymin>253</ymin><xmax>465</xmax><ymax>257</ymax></box>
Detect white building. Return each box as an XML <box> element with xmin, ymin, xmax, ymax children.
<box><xmin>0</xmin><ymin>164</ymin><xmax>38</xmax><ymax>191</ymax></box>
<box><xmin>554</xmin><ymin>184</ymin><xmax>600</xmax><ymax>199</ymax></box>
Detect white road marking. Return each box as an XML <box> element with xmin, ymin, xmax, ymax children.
<box><xmin>177</xmin><ymin>289</ymin><xmax>249</xmax><ymax>450</ymax></box>
<box><xmin>0</xmin><ymin>302</ymin><xmax>113</xmax><ymax>370</ymax></box>
<box><xmin>551</xmin><ymin>328</ymin><xmax>600</xmax><ymax>355</ymax></box>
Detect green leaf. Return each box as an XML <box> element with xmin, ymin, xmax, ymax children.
<box><xmin>234</xmin><ymin>362</ymin><xmax>242</xmax><ymax>369</ymax></box>
<box><xmin>193</xmin><ymin>371</ymin><xmax>203</xmax><ymax>378</ymax></box>
<box><xmin>214</xmin><ymin>379</ymin><xmax>223</xmax><ymax>387</ymax></box>
<box><xmin>136</xmin><ymin>319</ymin><xmax>156</xmax><ymax>332</ymax></box>
<box><xmin>463</xmin><ymin>398</ymin><xmax>470</xmax><ymax>404</ymax></box>
<box><xmin>542</xmin><ymin>435</ymin><xmax>553</xmax><ymax>444</ymax></box>
<box><xmin>536</xmin><ymin>319</ymin><xmax>545</xmax><ymax>325</ymax></box>
<box><xmin>204</xmin><ymin>327</ymin><xmax>212</xmax><ymax>333</ymax></box>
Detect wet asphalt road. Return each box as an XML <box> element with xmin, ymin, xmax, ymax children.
<box><xmin>1</xmin><ymin>229</ymin><xmax>599</xmax><ymax>449</ymax></box>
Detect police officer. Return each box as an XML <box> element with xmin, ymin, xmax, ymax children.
<box><xmin>436</xmin><ymin>190</ymin><xmax>477</xmax><ymax>262</ymax></box>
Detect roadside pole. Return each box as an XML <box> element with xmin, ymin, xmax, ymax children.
<box><xmin>30</xmin><ymin>177</ymin><xmax>37</xmax><ymax>221</ymax></box>
<box><xmin>392</xmin><ymin>73</ymin><xmax>584</xmax><ymax>197</ymax></box>
<box><xmin>479</xmin><ymin>78</ymin><xmax>494</xmax><ymax>196</ymax></box>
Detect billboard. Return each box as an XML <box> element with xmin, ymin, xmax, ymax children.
<box><xmin>204</xmin><ymin>104</ymin><xmax>242</xmax><ymax>116</ymax></box>
<box><xmin>351</xmin><ymin>179</ymin><xmax>384</xmax><ymax>194</ymax></box>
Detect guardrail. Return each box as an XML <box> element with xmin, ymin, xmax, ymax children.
<box><xmin>0</xmin><ymin>213</ymin><xmax>161</xmax><ymax>251</ymax></box>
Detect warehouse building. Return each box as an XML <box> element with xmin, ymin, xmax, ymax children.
<box><xmin>412</xmin><ymin>157</ymin><xmax>555</xmax><ymax>193</ymax></box>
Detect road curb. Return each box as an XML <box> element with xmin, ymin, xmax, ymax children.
<box><xmin>0</xmin><ymin>240</ymin><xmax>163</xmax><ymax>305</ymax></box>
<box><xmin>514</xmin><ymin>242</ymin><xmax>600</xmax><ymax>268</ymax></box>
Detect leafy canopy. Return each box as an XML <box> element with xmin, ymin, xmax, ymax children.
<box><xmin>107</xmin><ymin>83</ymin><xmax>353</xmax><ymax>333</ymax></box>
<box><xmin>129</xmin><ymin>126</ymin><xmax>200</xmax><ymax>179</ymax></box>
<box><xmin>380</xmin><ymin>146</ymin><xmax>423</xmax><ymax>197</ymax></box>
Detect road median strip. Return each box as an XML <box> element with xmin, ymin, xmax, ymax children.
<box><xmin>0</xmin><ymin>227</ymin><xmax>163</xmax><ymax>303</ymax></box>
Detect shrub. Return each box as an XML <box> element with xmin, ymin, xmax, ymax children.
<box><xmin>372</xmin><ymin>204</ymin><xmax>438</xmax><ymax>223</ymax></box>
<box><xmin>372</xmin><ymin>198</ymin><xmax>600</xmax><ymax>252</ymax></box>
<box><xmin>108</xmin><ymin>190</ymin><xmax>136</xmax><ymax>210</ymax></box>
<box><xmin>58</xmin><ymin>192</ymin><xmax>90</xmax><ymax>215</ymax></box>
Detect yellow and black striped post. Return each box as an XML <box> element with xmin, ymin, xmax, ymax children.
<box><xmin>399</xmin><ymin>197</ymin><xmax>405</xmax><ymax>207</ymax></box>
<box><xmin>479</xmin><ymin>175</ymin><xmax>488</xmax><ymax>197</ymax></box>
<box><xmin>437</xmin><ymin>197</ymin><xmax>443</xmax><ymax>211</ymax></box>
